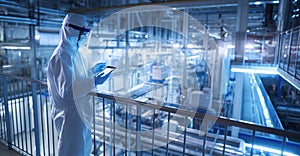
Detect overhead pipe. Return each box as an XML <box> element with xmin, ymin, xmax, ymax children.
<box><xmin>37</xmin><ymin>7</ymin><xmax>66</xmax><ymax>16</ymax></box>
<box><xmin>0</xmin><ymin>1</ymin><xmax>60</xmax><ymax>20</ymax></box>
<box><xmin>0</xmin><ymin>15</ymin><xmax>62</xmax><ymax>26</ymax></box>
<box><xmin>70</xmin><ymin>0</ymin><xmax>239</xmax><ymax>15</ymax></box>
<box><xmin>0</xmin><ymin>1</ymin><xmax>29</xmax><ymax>11</ymax></box>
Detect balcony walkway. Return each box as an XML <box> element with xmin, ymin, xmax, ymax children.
<box><xmin>0</xmin><ymin>143</ymin><xmax>23</xmax><ymax>156</ymax></box>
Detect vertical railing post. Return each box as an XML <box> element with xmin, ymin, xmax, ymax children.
<box><xmin>93</xmin><ymin>95</ymin><xmax>96</xmax><ymax>156</ymax></box>
<box><xmin>182</xmin><ymin>115</ymin><xmax>187</xmax><ymax>156</ymax></box>
<box><xmin>109</xmin><ymin>100</ymin><xmax>113</xmax><ymax>155</ymax></box>
<box><xmin>136</xmin><ymin>106</ymin><xmax>141</xmax><ymax>156</ymax></box>
<box><xmin>3</xmin><ymin>75</ymin><xmax>12</xmax><ymax>150</ymax></box>
<box><xmin>222</xmin><ymin>125</ymin><xmax>228</xmax><ymax>156</ymax></box>
<box><xmin>102</xmin><ymin>98</ymin><xmax>106</xmax><ymax>156</ymax></box>
<box><xmin>202</xmin><ymin>119</ymin><xmax>207</xmax><ymax>156</ymax></box>
<box><xmin>281</xmin><ymin>136</ymin><xmax>286</xmax><ymax>156</ymax></box>
<box><xmin>166</xmin><ymin>112</ymin><xmax>171</xmax><ymax>155</ymax></box>
<box><xmin>125</xmin><ymin>104</ymin><xmax>128</xmax><ymax>156</ymax></box>
<box><xmin>112</xmin><ymin>99</ymin><xmax>116</xmax><ymax>155</ymax></box>
<box><xmin>32</xmin><ymin>82</ymin><xmax>41</xmax><ymax>156</ymax></box>
<box><xmin>251</xmin><ymin>130</ymin><xmax>256</xmax><ymax>156</ymax></box>
<box><xmin>151</xmin><ymin>108</ymin><xmax>155</xmax><ymax>156</ymax></box>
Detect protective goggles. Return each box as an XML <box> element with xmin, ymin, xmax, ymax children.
<box><xmin>65</xmin><ymin>23</ymin><xmax>91</xmax><ymax>34</ymax></box>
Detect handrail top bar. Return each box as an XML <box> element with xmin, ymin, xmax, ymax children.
<box><xmin>0</xmin><ymin>73</ymin><xmax>47</xmax><ymax>85</ymax></box>
<box><xmin>282</xmin><ymin>25</ymin><xmax>300</xmax><ymax>34</ymax></box>
<box><xmin>90</xmin><ymin>91</ymin><xmax>300</xmax><ymax>140</ymax></box>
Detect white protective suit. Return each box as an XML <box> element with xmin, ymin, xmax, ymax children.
<box><xmin>47</xmin><ymin>13</ymin><xmax>94</xmax><ymax>156</ymax></box>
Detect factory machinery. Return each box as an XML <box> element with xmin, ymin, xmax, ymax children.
<box><xmin>91</xmin><ymin>103</ymin><xmax>246</xmax><ymax>156</ymax></box>
<box><xmin>90</xmin><ymin>71</ymin><xmax>300</xmax><ymax>156</ymax></box>
<box><xmin>91</xmin><ymin>76</ymin><xmax>246</xmax><ymax>155</ymax></box>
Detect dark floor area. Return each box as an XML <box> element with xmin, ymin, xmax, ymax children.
<box><xmin>0</xmin><ymin>143</ymin><xmax>23</xmax><ymax>156</ymax></box>
<box><xmin>260</xmin><ymin>74</ymin><xmax>300</xmax><ymax>132</ymax></box>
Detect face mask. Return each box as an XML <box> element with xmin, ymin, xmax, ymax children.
<box><xmin>65</xmin><ymin>23</ymin><xmax>90</xmax><ymax>48</ymax></box>
<box><xmin>77</xmin><ymin>31</ymin><xmax>89</xmax><ymax>48</ymax></box>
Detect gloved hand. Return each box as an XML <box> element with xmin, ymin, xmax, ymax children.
<box><xmin>94</xmin><ymin>72</ymin><xmax>111</xmax><ymax>85</ymax></box>
<box><xmin>92</xmin><ymin>62</ymin><xmax>106</xmax><ymax>74</ymax></box>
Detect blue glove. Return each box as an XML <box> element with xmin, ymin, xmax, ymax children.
<box><xmin>94</xmin><ymin>72</ymin><xmax>111</xmax><ymax>85</ymax></box>
<box><xmin>92</xmin><ymin>62</ymin><xmax>106</xmax><ymax>74</ymax></box>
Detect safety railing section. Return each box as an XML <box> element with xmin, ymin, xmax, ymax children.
<box><xmin>244</xmin><ymin>31</ymin><xmax>277</xmax><ymax>66</ymax></box>
<box><xmin>279</xmin><ymin>26</ymin><xmax>300</xmax><ymax>80</ymax></box>
<box><xmin>90</xmin><ymin>92</ymin><xmax>300</xmax><ymax>156</ymax></box>
<box><xmin>252</xmin><ymin>74</ymin><xmax>284</xmax><ymax>129</ymax></box>
<box><xmin>0</xmin><ymin>73</ymin><xmax>57</xmax><ymax>156</ymax></box>
<box><xmin>1</xmin><ymin>73</ymin><xmax>300</xmax><ymax>156</ymax></box>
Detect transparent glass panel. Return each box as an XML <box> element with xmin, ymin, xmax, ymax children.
<box><xmin>288</xmin><ymin>30</ymin><xmax>299</xmax><ymax>75</ymax></box>
<box><xmin>280</xmin><ymin>32</ymin><xmax>291</xmax><ymax>71</ymax></box>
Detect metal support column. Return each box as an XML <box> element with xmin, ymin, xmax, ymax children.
<box><xmin>29</xmin><ymin>1</ymin><xmax>40</xmax><ymax>155</ymax></box>
<box><xmin>136</xmin><ymin>106</ymin><xmax>141</xmax><ymax>156</ymax></box>
<box><xmin>29</xmin><ymin>1</ymin><xmax>38</xmax><ymax>80</ymax></box>
<box><xmin>275</xmin><ymin>0</ymin><xmax>292</xmax><ymax>64</ymax></box>
<box><xmin>231</xmin><ymin>72</ymin><xmax>243</xmax><ymax>137</ymax></box>
<box><xmin>124</xmin><ymin>12</ymin><xmax>130</xmax><ymax>92</ymax></box>
<box><xmin>32</xmin><ymin>82</ymin><xmax>40</xmax><ymax>156</ymax></box>
<box><xmin>276</xmin><ymin>75</ymin><xmax>282</xmax><ymax>98</ymax></box>
<box><xmin>234</xmin><ymin>0</ymin><xmax>249</xmax><ymax>64</ymax></box>
<box><xmin>3</xmin><ymin>76</ymin><xmax>12</xmax><ymax>150</ymax></box>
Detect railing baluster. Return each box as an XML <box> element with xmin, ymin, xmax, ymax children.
<box><xmin>3</xmin><ymin>76</ymin><xmax>12</xmax><ymax>150</ymax></box>
<box><xmin>125</xmin><ymin>103</ymin><xmax>128</xmax><ymax>156</ymax></box>
<box><xmin>102</xmin><ymin>98</ymin><xmax>106</xmax><ymax>156</ymax></box>
<box><xmin>151</xmin><ymin>108</ymin><xmax>155</xmax><ymax>156</ymax></box>
<box><xmin>0</xmin><ymin>76</ymin><xmax>4</xmax><ymax>140</ymax></box>
<box><xmin>32</xmin><ymin>82</ymin><xmax>41</xmax><ymax>156</ymax></box>
<box><xmin>281</xmin><ymin>136</ymin><xmax>286</xmax><ymax>156</ymax></box>
<box><xmin>51</xmin><ymin>109</ymin><xmax>56</xmax><ymax>156</ymax></box>
<box><xmin>128</xmin><ymin>104</ymin><xmax>132</xmax><ymax>155</ymax></box>
<box><xmin>17</xmin><ymin>80</ymin><xmax>24</xmax><ymax>151</ymax></box>
<box><xmin>12</xmin><ymin>79</ymin><xmax>19</xmax><ymax>147</ymax></box>
<box><xmin>202</xmin><ymin>120</ymin><xmax>207</xmax><ymax>156</ymax></box>
<box><xmin>222</xmin><ymin>125</ymin><xmax>228</xmax><ymax>156</ymax></box>
<box><xmin>93</xmin><ymin>95</ymin><xmax>96</xmax><ymax>156</ymax></box>
<box><xmin>166</xmin><ymin>112</ymin><xmax>171</xmax><ymax>155</ymax></box>
<box><xmin>136</xmin><ymin>105</ymin><xmax>141</xmax><ymax>156</ymax></box>
<box><xmin>44</xmin><ymin>86</ymin><xmax>51</xmax><ymax>156</ymax></box>
<box><xmin>251</xmin><ymin>130</ymin><xmax>255</xmax><ymax>156</ymax></box>
<box><xmin>26</xmin><ymin>81</ymin><xmax>33</xmax><ymax>155</ymax></box>
<box><xmin>21</xmin><ymin>80</ymin><xmax>28</xmax><ymax>153</ymax></box>
<box><xmin>109</xmin><ymin>99</ymin><xmax>113</xmax><ymax>155</ymax></box>
<box><xmin>39</xmin><ymin>84</ymin><xmax>45</xmax><ymax>156</ymax></box>
<box><xmin>182</xmin><ymin>115</ymin><xmax>187</xmax><ymax>156</ymax></box>
<box><xmin>8</xmin><ymin>80</ymin><xmax>13</xmax><ymax>146</ymax></box>
<box><xmin>113</xmin><ymin>99</ymin><xmax>116</xmax><ymax>155</ymax></box>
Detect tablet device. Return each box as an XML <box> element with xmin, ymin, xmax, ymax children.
<box><xmin>95</xmin><ymin>66</ymin><xmax>116</xmax><ymax>77</ymax></box>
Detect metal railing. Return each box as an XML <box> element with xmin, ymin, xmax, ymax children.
<box><xmin>252</xmin><ymin>74</ymin><xmax>284</xmax><ymax>129</ymax></box>
<box><xmin>279</xmin><ymin>26</ymin><xmax>300</xmax><ymax>80</ymax></box>
<box><xmin>1</xmin><ymin>73</ymin><xmax>300</xmax><ymax>156</ymax></box>
<box><xmin>0</xmin><ymin>73</ymin><xmax>56</xmax><ymax>156</ymax></box>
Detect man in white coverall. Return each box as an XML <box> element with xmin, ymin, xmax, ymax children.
<box><xmin>47</xmin><ymin>13</ymin><xmax>109</xmax><ymax>156</ymax></box>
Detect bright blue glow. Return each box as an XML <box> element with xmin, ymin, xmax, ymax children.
<box><xmin>254</xmin><ymin>1</ymin><xmax>262</xmax><ymax>5</ymax></box>
<box><xmin>251</xmin><ymin>74</ymin><xmax>273</xmax><ymax>127</ymax></box>
<box><xmin>244</xmin><ymin>143</ymin><xmax>299</xmax><ymax>156</ymax></box>
<box><xmin>231</xmin><ymin>67</ymin><xmax>278</xmax><ymax>74</ymax></box>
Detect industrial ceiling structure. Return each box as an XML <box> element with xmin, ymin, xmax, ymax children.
<box><xmin>0</xmin><ymin>0</ymin><xmax>280</xmax><ymax>40</ymax></box>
